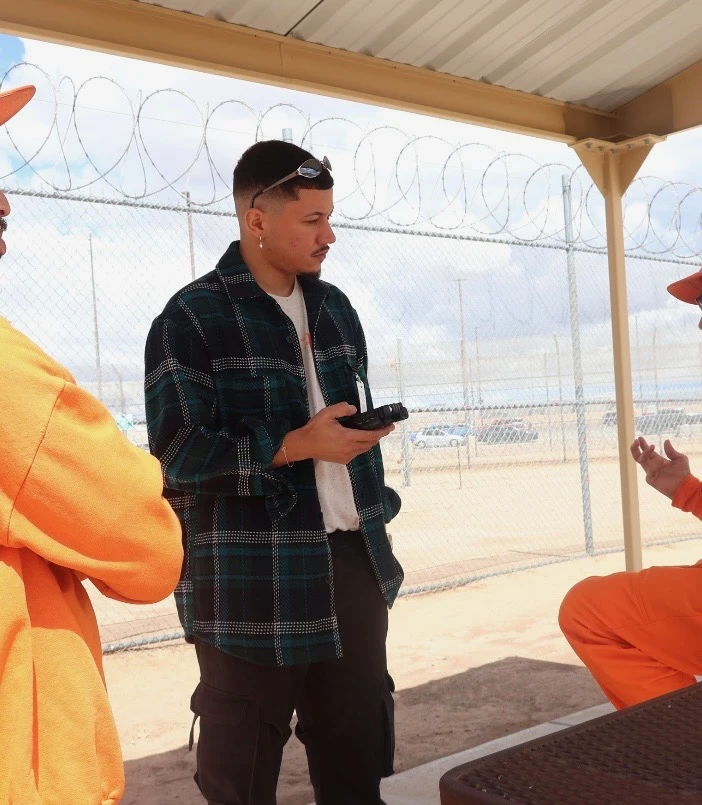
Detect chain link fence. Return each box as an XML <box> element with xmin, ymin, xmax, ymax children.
<box><xmin>4</xmin><ymin>186</ymin><xmax>702</xmax><ymax>651</ymax></box>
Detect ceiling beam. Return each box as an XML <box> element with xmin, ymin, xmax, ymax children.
<box><xmin>0</xmin><ymin>0</ymin><xmax>615</xmax><ymax>144</ymax></box>
<box><xmin>614</xmin><ymin>58</ymin><xmax>702</xmax><ymax>138</ymax></box>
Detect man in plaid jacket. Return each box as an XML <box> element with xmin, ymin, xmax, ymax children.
<box><xmin>145</xmin><ymin>140</ymin><xmax>403</xmax><ymax>805</ymax></box>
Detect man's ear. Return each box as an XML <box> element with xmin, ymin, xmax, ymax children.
<box><xmin>241</xmin><ymin>206</ymin><xmax>265</xmax><ymax>240</ymax></box>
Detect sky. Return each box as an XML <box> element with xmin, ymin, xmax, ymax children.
<box><xmin>2</xmin><ymin>32</ymin><xmax>702</xmax><ymax>411</ymax></box>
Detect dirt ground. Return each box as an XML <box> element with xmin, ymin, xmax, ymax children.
<box><xmin>106</xmin><ymin>538</ymin><xmax>702</xmax><ymax>805</ymax></box>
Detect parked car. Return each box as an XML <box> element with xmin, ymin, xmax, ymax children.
<box><xmin>476</xmin><ymin>419</ymin><xmax>539</xmax><ymax>444</ymax></box>
<box><xmin>445</xmin><ymin>424</ymin><xmax>477</xmax><ymax>438</ymax></box>
<box><xmin>413</xmin><ymin>427</ymin><xmax>465</xmax><ymax>449</ymax></box>
<box><xmin>635</xmin><ymin>407</ymin><xmax>686</xmax><ymax>435</ymax></box>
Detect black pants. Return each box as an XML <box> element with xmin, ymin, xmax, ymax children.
<box><xmin>190</xmin><ymin>530</ymin><xmax>395</xmax><ymax>805</ymax></box>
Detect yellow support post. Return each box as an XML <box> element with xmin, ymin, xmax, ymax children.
<box><xmin>572</xmin><ymin>135</ymin><xmax>664</xmax><ymax>571</ymax></box>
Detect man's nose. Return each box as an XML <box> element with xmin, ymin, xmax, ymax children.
<box><xmin>0</xmin><ymin>190</ymin><xmax>10</xmax><ymax>218</ymax></box>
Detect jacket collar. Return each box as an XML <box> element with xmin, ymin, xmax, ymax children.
<box><xmin>216</xmin><ymin>241</ymin><xmax>330</xmax><ymax>318</ymax></box>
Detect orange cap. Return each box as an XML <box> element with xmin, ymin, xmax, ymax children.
<box><xmin>667</xmin><ymin>270</ymin><xmax>702</xmax><ymax>305</ymax></box>
<box><xmin>0</xmin><ymin>84</ymin><xmax>36</xmax><ymax>126</ymax></box>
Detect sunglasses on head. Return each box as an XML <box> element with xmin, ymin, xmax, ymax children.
<box><xmin>250</xmin><ymin>156</ymin><xmax>332</xmax><ymax>208</ymax></box>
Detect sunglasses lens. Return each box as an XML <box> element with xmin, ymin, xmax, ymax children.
<box><xmin>299</xmin><ymin>165</ymin><xmax>322</xmax><ymax>178</ymax></box>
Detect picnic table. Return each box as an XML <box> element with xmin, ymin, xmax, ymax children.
<box><xmin>439</xmin><ymin>682</ymin><xmax>702</xmax><ymax>804</ymax></box>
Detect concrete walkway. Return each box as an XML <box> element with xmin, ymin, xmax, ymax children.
<box><xmin>376</xmin><ymin>702</ymin><xmax>615</xmax><ymax>805</ymax></box>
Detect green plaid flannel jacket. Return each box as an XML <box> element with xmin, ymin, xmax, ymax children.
<box><xmin>145</xmin><ymin>241</ymin><xmax>403</xmax><ymax>665</ymax></box>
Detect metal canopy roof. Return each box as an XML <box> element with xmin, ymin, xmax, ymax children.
<box><xmin>3</xmin><ymin>0</ymin><xmax>702</xmax><ymax>144</ymax></box>
<box><xmin>139</xmin><ymin>0</ymin><xmax>702</xmax><ymax>113</ymax></box>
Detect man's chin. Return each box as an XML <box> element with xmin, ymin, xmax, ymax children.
<box><xmin>298</xmin><ymin>268</ymin><xmax>322</xmax><ymax>279</ymax></box>
<box><xmin>298</xmin><ymin>264</ymin><xmax>322</xmax><ymax>278</ymax></box>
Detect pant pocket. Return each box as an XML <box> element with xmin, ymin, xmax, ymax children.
<box><xmin>191</xmin><ymin>681</ymin><xmax>250</xmax><ymax>725</ymax></box>
<box><xmin>189</xmin><ymin>680</ymin><xmax>250</xmax><ymax>747</ymax></box>
<box><xmin>190</xmin><ymin>682</ymin><xmax>259</xmax><ymax>802</ymax></box>
<box><xmin>381</xmin><ymin>673</ymin><xmax>396</xmax><ymax>778</ymax></box>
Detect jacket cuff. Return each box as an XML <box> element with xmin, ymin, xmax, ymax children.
<box><xmin>671</xmin><ymin>473</ymin><xmax>700</xmax><ymax>511</ymax></box>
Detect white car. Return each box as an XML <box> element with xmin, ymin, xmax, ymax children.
<box><xmin>413</xmin><ymin>427</ymin><xmax>464</xmax><ymax>449</ymax></box>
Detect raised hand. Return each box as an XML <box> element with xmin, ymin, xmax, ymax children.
<box><xmin>630</xmin><ymin>436</ymin><xmax>691</xmax><ymax>500</ymax></box>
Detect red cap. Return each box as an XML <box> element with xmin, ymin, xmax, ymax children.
<box><xmin>667</xmin><ymin>270</ymin><xmax>702</xmax><ymax>304</ymax></box>
<box><xmin>0</xmin><ymin>84</ymin><xmax>35</xmax><ymax>126</ymax></box>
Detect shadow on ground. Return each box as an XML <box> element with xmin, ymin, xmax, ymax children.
<box><xmin>123</xmin><ymin>655</ymin><xmax>605</xmax><ymax>805</ymax></box>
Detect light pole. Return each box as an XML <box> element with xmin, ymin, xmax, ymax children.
<box><xmin>455</xmin><ymin>278</ymin><xmax>477</xmax><ymax>458</ymax></box>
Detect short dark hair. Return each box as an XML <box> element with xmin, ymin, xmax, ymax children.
<box><xmin>233</xmin><ymin>140</ymin><xmax>333</xmax><ymax>206</ymax></box>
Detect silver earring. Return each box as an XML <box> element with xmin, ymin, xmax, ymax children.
<box><xmin>259</xmin><ymin>235</ymin><xmax>263</xmax><ymax>250</ymax></box>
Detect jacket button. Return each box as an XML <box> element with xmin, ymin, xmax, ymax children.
<box><xmin>324</xmin><ymin>575</ymin><xmax>331</xmax><ymax>585</ymax></box>
<box><xmin>286</xmin><ymin>334</ymin><xmax>296</xmax><ymax>344</ymax></box>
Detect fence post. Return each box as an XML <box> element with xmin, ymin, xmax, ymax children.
<box><xmin>562</xmin><ymin>176</ymin><xmax>594</xmax><ymax>556</ymax></box>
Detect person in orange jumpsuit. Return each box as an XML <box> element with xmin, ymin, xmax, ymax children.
<box><xmin>560</xmin><ymin>268</ymin><xmax>702</xmax><ymax>710</ymax></box>
<box><xmin>0</xmin><ymin>84</ymin><xmax>183</xmax><ymax>804</ymax></box>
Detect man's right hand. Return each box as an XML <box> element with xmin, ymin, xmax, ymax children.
<box><xmin>280</xmin><ymin>403</ymin><xmax>394</xmax><ymax>466</ymax></box>
<box><xmin>630</xmin><ymin>436</ymin><xmax>691</xmax><ymax>500</ymax></box>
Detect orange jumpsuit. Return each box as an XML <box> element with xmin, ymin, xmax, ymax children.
<box><xmin>560</xmin><ymin>472</ymin><xmax>702</xmax><ymax>709</ymax></box>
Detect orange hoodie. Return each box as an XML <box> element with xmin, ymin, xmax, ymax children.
<box><xmin>0</xmin><ymin>317</ymin><xmax>183</xmax><ymax>805</ymax></box>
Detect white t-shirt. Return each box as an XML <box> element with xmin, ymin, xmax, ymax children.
<box><xmin>269</xmin><ymin>280</ymin><xmax>360</xmax><ymax>533</ymax></box>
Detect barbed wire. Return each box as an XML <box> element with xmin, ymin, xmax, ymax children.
<box><xmin>2</xmin><ymin>62</ymin><xmax>702</xmax><ymax>257</ymax></box>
